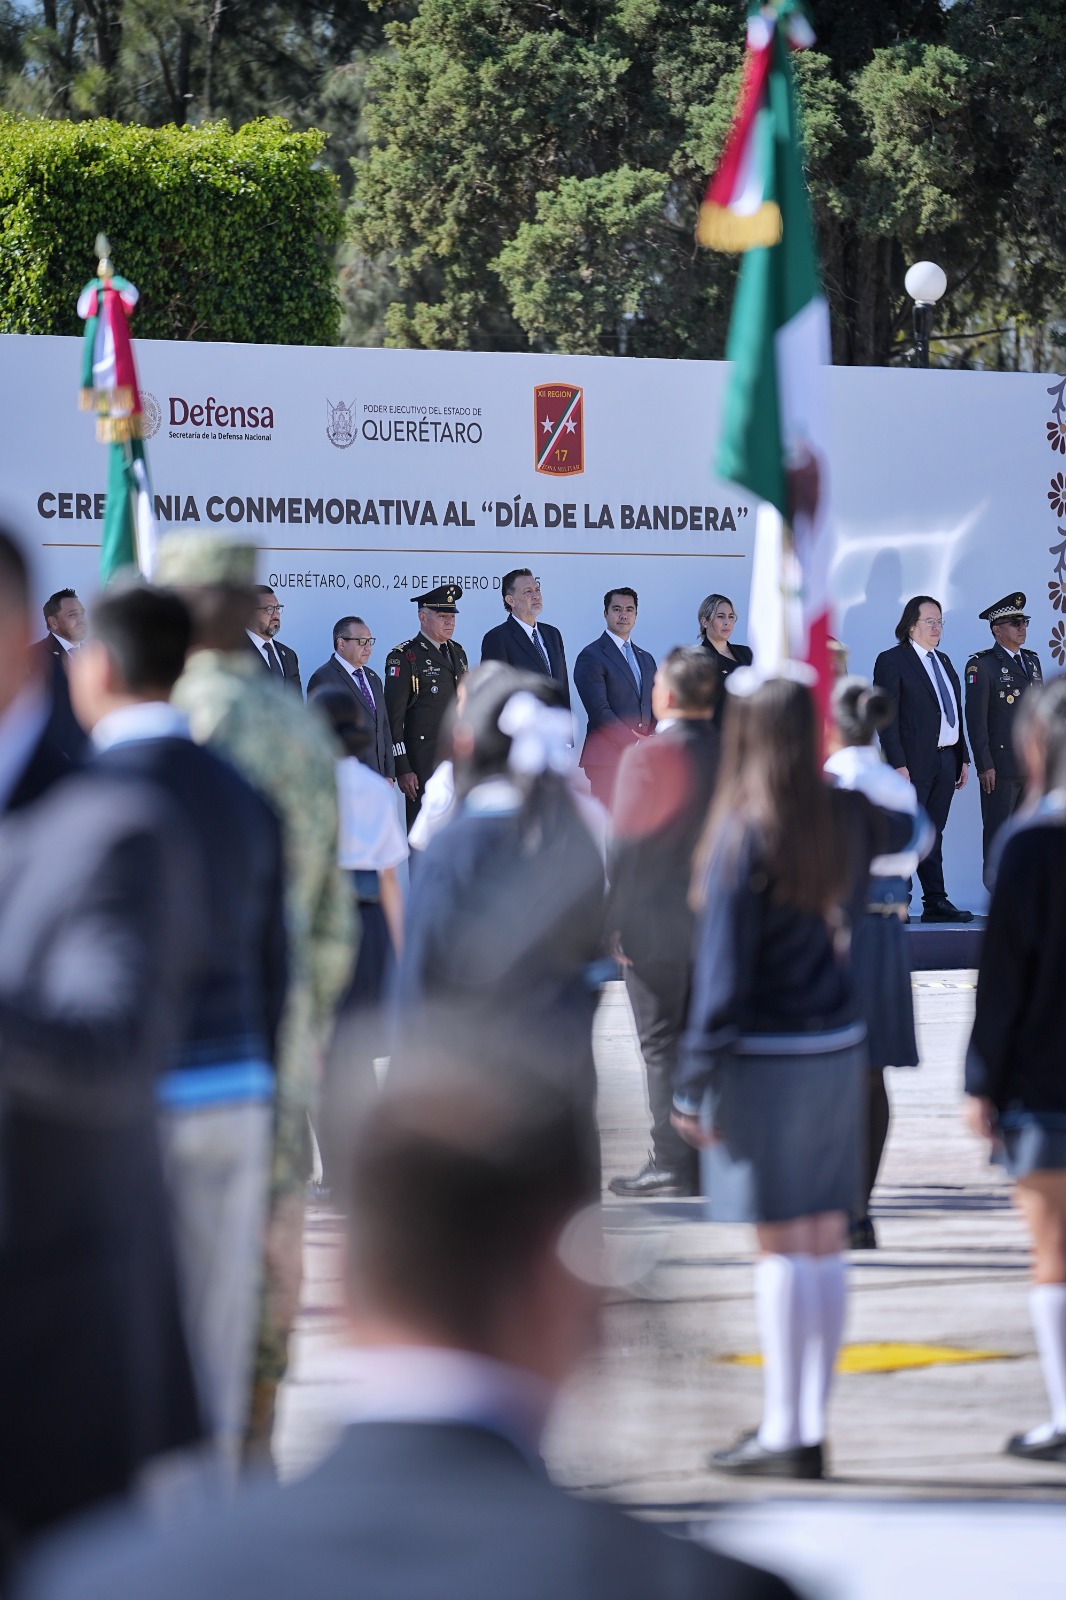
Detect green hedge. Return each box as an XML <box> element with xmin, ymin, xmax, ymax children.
<box><xmin>0</xmin><ymin>116</ymin><xmax>343</xmax><ymax>344</ymax></box>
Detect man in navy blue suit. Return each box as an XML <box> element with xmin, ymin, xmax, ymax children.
<box><xmin>480</xmin><ymin>569</ymin><xmax>570</xmax><ymax>708</ymax></box>
<box><xmin>573</xmin><ymin>587</ymin><xmax>656</xmax><ymax>806</ymax></box>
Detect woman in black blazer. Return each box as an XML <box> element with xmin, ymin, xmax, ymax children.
<box><xmin>698</xmin><ymin>593</ymin><xmax>752</xmax><ymax>724</ymax></box>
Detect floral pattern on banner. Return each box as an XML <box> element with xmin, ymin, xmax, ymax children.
<box><xmin>1047</xmin><ymin>377</ymin><xmax>1066</xmax><ymax>661</ymax></box>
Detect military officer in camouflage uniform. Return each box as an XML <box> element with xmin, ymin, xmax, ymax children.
<box><xmin>964</xmin><ymin>591</ymin><xmax>1044</xmax><ymax>889</ymax></box>
<box><xmin>155</xmin><ymin>531</ymin><xmax>355</xmax><ymax>1463</ymax></box>
<box><xmin>384</xmin><ymin>585</ymin><xmax>469</xmax><ymax>827</ymax></box>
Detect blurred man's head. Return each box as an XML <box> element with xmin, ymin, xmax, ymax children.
<box><xmin>43</xmin><ymin>588</ymin><xmax>87</xmax><ymax>645</ymax></box>
<box><xmin>0</xmin><ymin>524</ymin><xmax>34</xmax><ymax>714</ymax></box>
<box><xmin>344</xmin><ymin>1051</ymin><xmax>600</xmax><ymax>1387</ymax></box>
<box><xmin>69</xmin><ymin>585</ymin><xmax>191</xmax><ymax>731</ymax></box>
<box><xmin>651</xmin><ymin>646</ymin><xmax>719</xmax><ymax>722</ymax></box>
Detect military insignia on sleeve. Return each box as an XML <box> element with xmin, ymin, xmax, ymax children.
<box><xmin>966</xmin><ymin>670</ymin><xmax>977</xmax><ymax>685</ymax></box>
<box><xmin>388</xmin><ymin>664</ymin><xmax>400</xmax><ymax>677</ymax></box>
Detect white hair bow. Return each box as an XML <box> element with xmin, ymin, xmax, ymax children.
<box><xmin>726</xmin><ymin>659</ymin><xmax>818</xmax><ymax>698</ymax></box>
<box><xmin>497</xmin><ymin>691</ymin><xmax>573</xmax><ymax>776</ymax></box>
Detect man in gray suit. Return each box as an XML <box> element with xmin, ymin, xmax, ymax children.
<box><xmin>306</xmin><ymin>615</ymin><xmax>395</xmax><ymax>779</ymax></box>
<box><xmin>24</xmin><ymin>1048</ymin><xmax>795</xmax><ymax>1600</ymax></box>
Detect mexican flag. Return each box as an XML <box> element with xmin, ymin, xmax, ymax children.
<box><xmin>700</xmin><ymin>0</ymin><xmax>833</xmax><ymax>704</ymax></box>
<box><xmin>78</xmin><ymin>265</ymin><xmax>158</xmax><ymax>584</ymax></box>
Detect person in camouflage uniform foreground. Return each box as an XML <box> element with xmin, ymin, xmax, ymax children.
<box><xmin>156</xmin><ymin>532</ymin><xmax>356</xmax><ymax>1462</ymax></box>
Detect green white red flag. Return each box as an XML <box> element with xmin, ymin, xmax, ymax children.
<box><xmin>77</xmin><ymin>241</ymin><xmax>158</xmax><ymax>585</ymax></box>
<box><xmin>700</xmin><ymin>0</ymin><xmax>832</xmax><ymax>704</ymax></box>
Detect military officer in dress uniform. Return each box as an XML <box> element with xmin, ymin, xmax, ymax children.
<box><xmin>385</xmin><ymin>585</ymin><xmax>469</xmax><ymax>827</ymax></box>
<box><xmin>965</xmin><ymin>591</ymin><xmax>1044</xmax><ymax>889</ymax></box>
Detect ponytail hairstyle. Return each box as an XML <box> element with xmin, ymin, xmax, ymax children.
<box><xmin>694</xmin><ymin>676</ymin><xmax>845</xmax><ymax>915</ymax></box>
<box><xmin>831</xmin><ymin>676</ymin><xmax>893</xmax><ymax>749</ymax></box>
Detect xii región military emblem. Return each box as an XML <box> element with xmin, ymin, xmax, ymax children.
<box><xmin>534</xmin><ymin>384</ymin><xmax>583</xmax><ymax>476</ymax></box>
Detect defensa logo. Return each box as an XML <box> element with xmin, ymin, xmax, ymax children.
<box><xmin>140</xmin><ymin>390</ymin><xmax>162</xmax><ymax>440</ymax></box>
<box><xmin>327</xmin><ymin>398</ymin><xmax>357</xmax><ymax>449</ymax></box>
<box><xmin>534</xmin><ymin>383</ymin><xmax>583</xmax><ymax>476</ymax></box>
<box><xmin>168</xmin><ymin>395</ymin><xmax>275</xmax><ymax>440</ymax></box>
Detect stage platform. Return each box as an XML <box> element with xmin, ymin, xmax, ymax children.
<box><xmin>905</xmin><ymin>915</ymin><xmax>985</xmax><ymax>971</ymax></box>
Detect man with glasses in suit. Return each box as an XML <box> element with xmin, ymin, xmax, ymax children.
<box><xmin>308</xmin><ymin>618</ymin><xmax>395</xmax><ymax>780</ymax></box>
<box><xmin>246</xmin><ymin>586</ymin><xmax>302</xmax><ymax>693</ymax></box>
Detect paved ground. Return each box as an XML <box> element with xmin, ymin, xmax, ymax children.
<box><xmin>275</xmin><ymin>973</ymin><xmax>1066</xmax><ymax>1526</ymax></box>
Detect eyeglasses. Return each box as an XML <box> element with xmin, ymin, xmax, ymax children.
<box><xmin>258</xmin><ymin>603</ymin><xmax>283</xmax><ymax>614</ymax></box>
<box><xmin>340</xmin><ymin>636</ymin><xmax>375</xmax><ymax>647</ymax></box>
<box><xmin>916</xmin><ymin>617</ymin><xmax>943</xmax><ymax>628</ymax></box>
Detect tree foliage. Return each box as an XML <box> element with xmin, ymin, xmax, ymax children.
<box><xmin>351</xmin><ymin>0</ymin><xmax>1066</xmax><ymax>368</ymax></box>
<box><xmin>0</xmin><ymin>115</ymin><xmax>343</xmax><ymax>343</ymax></box>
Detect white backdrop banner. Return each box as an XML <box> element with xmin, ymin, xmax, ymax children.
<box><xmin>2</xmin><ymin>334</ymin><xmax>1064</xmax><ymax>910</ymax></box>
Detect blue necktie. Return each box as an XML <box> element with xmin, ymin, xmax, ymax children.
<box><xmin>928</xmin><ymin>651</ymin><xmax>956</xmax><ymax>728</ymax></box>
<box><xmin>623</xmin><ymin>639</ymin><xmax>641</xmax><ymax>691</ymax></box>
<box><xmin>531</xmin><ymin>626</ymin><xmax>551</xmax><ymax>673</ymax></box>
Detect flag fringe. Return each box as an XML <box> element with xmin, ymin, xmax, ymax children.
<box><xmin>697</xmin><ymin>199</ymin><xmax>782</xmax><ymax>253</ymax></box>
<box><xmin>96</xmin><ymin>414</ymin><xmax>144</xmax><ymax>444</ymax></box>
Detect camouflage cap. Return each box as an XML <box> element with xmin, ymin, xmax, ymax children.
<box><xmin>155</xmin><ymin>531</ymin><xmax>257</xmax><ymax>588</ymax></box>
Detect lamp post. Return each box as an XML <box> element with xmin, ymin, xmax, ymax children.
<box><xmin>904</xmin><ymin>261</ymin><xmax>947</xmax><ymax>369</ymax></box>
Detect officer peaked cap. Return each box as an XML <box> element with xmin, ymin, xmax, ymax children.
<box><xmin>413</xmin><ymin>584</ymin><xmax>462</xmax><ymax>612</ymax></box>
<box><xmin>979</xmin><ymin>592</ymin><xmax>1027</xmax><ymax>624</ymax></box>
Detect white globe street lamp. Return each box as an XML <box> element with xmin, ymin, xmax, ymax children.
<box><xmin>905</xmin><ymin>261</ymin><xmax>947</xmax><ymax>368</ymax></box>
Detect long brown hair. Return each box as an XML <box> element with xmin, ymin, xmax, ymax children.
<box><xmin>695</xmin><ymin>677</ymin><xmax>845</xmax><ymax>914</ymax></box>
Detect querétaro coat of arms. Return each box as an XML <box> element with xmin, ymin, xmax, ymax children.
<box><xmin>534</xmin><ymin>383</ymin><xmax>583</xmax><ymax>476</ymax></box>
<box><xmin>327</xmin><ymin>398</ymin><xmax>358</xmax><ymax>449</ymax></box>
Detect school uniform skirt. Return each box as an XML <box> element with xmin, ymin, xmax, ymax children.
<box><xmin>853</xmin><ymin>893</ymin><xmax>918</xmax><ymax>1071</ymax></box>
<box><xmin>700</xmin><ymin>1025</ymin><xmax>867</xmax><ymax>1224</ymax></box>
<box><xmin>997</xmin><ymin>1110</ymin><xmax>1066</xmax><ymax>1178</ymax></box>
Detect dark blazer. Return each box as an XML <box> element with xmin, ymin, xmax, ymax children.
<box><xmin>0</xmin><ymin>775</ymin><xmax>206</xmax><ymax>1548</ymax></box>
<box><xmin>245</xmin><ymin>633</ymin><xmax>302</xmax><ymax>694</ymax></box>
<box><xmin>30</xmin><ymin>636</ymin><xmax>89</xmax><ymax>765</ymax></box>
<box><xmin>24</xmin><ymin>1420</ymin><xmax>798</xmax><ymax>1600</ymax></box>
<box><xmin>306</xmin><ymin>655</ymin><xmax>395</xmax><ymax>779</ymax></box>
<box><xmin>573</xmin><ymin>631</ymin><xmax>656</xmax><ymax>773</ymax></box>
<box><xmin>872</xmin><ymin>641</ymin><xmax>970</xmax><ymax>783</ymax></box>
<box><xmin>967</xmin><ymin>815</ymin><xmax>1066</xmax><ymax>1112</ymax></box>
<box><xmin>93</xmin><ymin>736</ymin><xmax>287</xmax><ymax>1070</ymax></box>
<box><xmin>480</xmin><ymin>614</ymin><xmax>571</xmax><ymax>709</ymax></box>
<box><xmin>700</xmin><ymin>638</ymin><xmax>753</xmax><ymax>727</ymax></box>
<box><xmin>608</xmin><ymin>719</ymin><xmax>721</xmax><ymax>969</ymax></box>
<box><xmin>4</xmin><ymin>722</ymin><xmax>75</xmax><ymax>817</ymax></box>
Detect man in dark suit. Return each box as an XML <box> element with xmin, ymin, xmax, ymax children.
<box><xmin>480</xmin><ymin>568</ymin><xmax>570</xmax><ymax>708</ymax></box>
<box><xmin>873</xmin><ymin>594</ymin><xmax>972</xmax><ymax>922</ymax></box>
<box><xmin>607</xmin><ymin>648</ymin><xmax>720</xmax><ymax>1197</ymax></box>
<box><xmin>24</xmin><ymin>1053</ymin><xmax>795</xmax><ymax>1600</ymax></box>
<box><xmin>573</xmin><ymin>587</ymin><xmax>656</xmax><ymax>805</ymax></box>
<box><xmin>245</xmin><ymin>585</ymin><xmax>302</xmax><ymax>691</ymax></box>
<box><xmin>69</xmin><ymin>584</ymin><xmax>288</xmax><ymax>1478</ymax></box>
<box><xmin>964</xmin><ymin>591</ymin><xmax>1044</xmax><ymax>890</ymax></box>
<box><xmin>0</xmin><ymin>533</ymin><xmax>79</xmax><ymax>816</ymax></box>
<box><xmin>307</xmin><ymin>616</ymin><xmax>395</xmax><ymax>779</ymax></box>
<box><xmin>0</xmin><ymin>594</ymin><xmax>207</xmax><ymax>1569</ymax></box>
<box><xmin>30</xmin><ymin>587</ymin><xmax>89</xmax><ymax>766</ymax></box>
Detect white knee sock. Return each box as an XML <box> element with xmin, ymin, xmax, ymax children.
<box><xmin>800</xmin><ymin>1254</ymin><xmax>847</xmax><ymax>1447</ymax></box>
<box><xmin>1026</xmin><ymin>1284</ymin><xmax>1066</xmax><ymax>1441</ymax></box>
<box><xmin>755</xmin><ymin>1255</ymin><xmax>811</xmax><ymax>1451</ymax></box>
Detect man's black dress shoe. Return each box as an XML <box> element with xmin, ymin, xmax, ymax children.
<box><xmin>608</xmin><ymin>1158</ymin><xmax>696</xmax><ymax>1198</ymax></box>
<box><xmin>1005</xmin><ymin>1427</ymin><xmax>1066</xmax><ymax>1461</ymax></box>
<box><xmin>709</xmin><ymin>1430</ymin><xmax>824</xmax><ymax>1480</ymax></box>
<box><xmin>921</xmin><ymin>899</ymin><xmax>974</xmax><ymax>923</ymax></box>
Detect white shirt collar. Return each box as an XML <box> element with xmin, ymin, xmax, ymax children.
<box><xmin>52</xmin><ymin>633</ymin><xmax>77</xmax><ymax>654</ymax></box>
<box><xmin>246</xmin><ymin>629</ymin><xmax>273</xmax><ymax>657</ymax></box>
<box><xmin>910</xmin><ymin>639</ymin><xmax>934</xmax><ymax>659</ymax></box>
<box><xmin>0</xmin><ymin>681</ymin><xmax>51</xmax><ymax>810</ymax></box>
<box><xmin>92</xmin><ymin>701</ymin><xmax>190</xmax><ymax>752</ymax></box>
<box><xmin>510</xmin><ymin>614</ymin><xmax>537</xmax><ymax>640</ymax></box>
<box><xmin>607</xmin><ymin>630</ymin><xmax>633</xmax><ymax>654</ymax></box>
<box><xmin>334</xmin><ymin>1345</ymin><xmax>554</xmax><ymax>1462</ymax></box>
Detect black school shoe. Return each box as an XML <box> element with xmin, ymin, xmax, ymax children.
<box><xmin>849</xmin><ymin>1216</ymin><xmax>878</xmax><ymax>1250</ymax></box>
<box><xmin>1005</xmin><ymin>1427</ymin><xmax>1066</xmax><ymax>1462</ymax></box>
<box><xmin>709</xmin><ymin>1430</ymin><xmax>824</xmax><ymax>1480</ymax></box>
<box><xmin>608</xmin><ymin>1158</ymin><xmax>698</xmax><ymax>1198</ymax></box>
<box><xmin>921</xmin><ymin>899</ymin><xmax>974</xmax><ymax>923</ymax></box>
